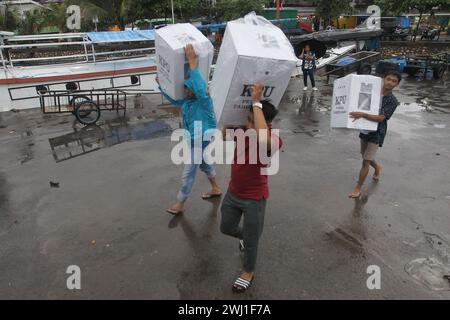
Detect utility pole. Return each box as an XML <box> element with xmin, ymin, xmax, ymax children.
<box><xmin>171</xmin><ymin>0</ymin><xmax>175</xmax><ymax>24</ymax></box>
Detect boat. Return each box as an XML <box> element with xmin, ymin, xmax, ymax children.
<box><xmin>292</xmin><ymin>44</ymin><xmax>356</xmax><ymax>77</ymax></box>
<box><xmin>290</xmin><ymin>28</ymin><xmax>383</xmax><ymax>45</ymax></box>
<box><xmin>0</xmin><ymin>30</ymin><xmax>158</xmax><ymax>112</ymax></box>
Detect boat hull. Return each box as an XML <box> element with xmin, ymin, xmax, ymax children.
<box><xmin>0</xmin><ymin>56</ymin><xmax>158</xmax><ymax>112</ymax></box>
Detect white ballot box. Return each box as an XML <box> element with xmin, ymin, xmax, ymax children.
<box><xmin>210</xmin><ymin>13</ymin><xmax>298</xmax><ymax>127</ymax></box>
<box><xmin>156</xmin><ymin>23</ymin><xmax>214</xmax><ymax>100</ymax></box>
<box><xmin>330</xmin><ymin>74</ymin><xmax>382</xmax><ymax>131</ymax></box>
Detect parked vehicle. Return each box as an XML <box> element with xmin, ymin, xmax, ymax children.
<box><xmin>403</xmin><ymin>53</ymin><xmax>448</xmax><ymax>80</ymax></box>
<box><xmin>382</xmin><ymin>26</ymin><xmax>410</xmax><ymax>41</ymax></box>
<box><xmin>420</xmin><ymin>26</ymin><xmax>439</xmax><ymax>40</ymax></box>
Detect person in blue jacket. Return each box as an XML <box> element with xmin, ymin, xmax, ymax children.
<box><xmin>157</xmin><ymin>44</ymin><xmax>222</xmax><ymax>215</ymax></box>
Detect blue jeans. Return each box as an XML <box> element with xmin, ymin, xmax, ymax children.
<box><xmin>177</xmin><ymin>143</ymin><xmax>216</xmax><ymax>203</ymax></box>
<box><xmin>303</xmin><ymin>68</ymin><xmax>316</xmax><ymax>87</ymax></box>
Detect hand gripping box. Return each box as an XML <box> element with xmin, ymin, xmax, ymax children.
<box><xmin>330</xmin><ymin>74</ymin><xmax>382</xmax><ymax>131</ymax></box>
<box><xmin>210</xmin><ymin>13</ymin><xmax>298</xmax><ymax>127</ymax></box>
<box><xmin>156</xmin><ymin>23</ymin><xmax>214</xmax><ymax>100</ymax></box>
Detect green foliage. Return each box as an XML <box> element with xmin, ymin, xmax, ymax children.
<box><xmin>374</xmin><ymin>0</ymin><xmax>406</xmax><ymax>16</ymax></box>
<box><xmin>315</xmin><ymin>0</ymin><xmax>354</xmax><ymax>21</ymax></box>
<box><xmin>375</xmin><ymin>0</ymin><xmax>449</xmax><ymax>16</ymax></box>
<box><xmin>212</xmin><ymin>0</ymin><xmax>269</xmax><ymax>22</ymax></box>
<box><xmin>17</xmin><ymin>9</ymin><xmax>44</xmax><ymax>34</ymax></box>
<box><xmin>0</xmin><ymin>9</ymin><xmax>20</xmax><ymax>32</ymax></box>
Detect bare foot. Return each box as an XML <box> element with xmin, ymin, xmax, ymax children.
<box><xmin>373</xmin><ymin>164</ymin><xmax>382</xmax><ymax>181</ymax></box>
<box><xmin>166</xmin><ymin>201</ymin><xmax>184</xmax><ymax>215</ymax></box>
<box><xmin>240</xmin><ymin>271</ymin><xmax>254</xmax><ymax>282</ymax></box>
<box><xmin>349</xmin><ymin>187</ymin><xmax>362</xmax><ymax>199</ymax></box>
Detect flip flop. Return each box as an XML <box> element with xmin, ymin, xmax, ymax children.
<box><xmin>201</xmin><ymin>192</ymin><xmax>222</xmax><ymax>200</ymax></box>
<box><xmin>232</xmin><ymin>276</ymin><xmax>254</xmax><ymax>293</ymax></box>
<box><xmin>166</xmin><ymin>208</ymin><xmax>183</xmax><ymax>215</ymax></box>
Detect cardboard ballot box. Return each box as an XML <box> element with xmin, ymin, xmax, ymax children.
<box><xmin>330</xmin><ymin>74</ymin><xmax>382</xmax><ymax>131</ymax></box>
<box><xmin>210</xmin><ymin>13</ymin><xmax>298</xmax><ymax>127</ymax></box>
<box><xmin>156</xmin><ymin>23</ymin><xmax>214</xmax><ymax>100</ymax></box>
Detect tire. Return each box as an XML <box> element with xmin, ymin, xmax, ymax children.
<box><xmin>70</xmin><ymin>96</ymin><xmax>92</xmax><ymax>117</ymax></box>
<box><xmin>358</xmin><ymin>64</ymin><xmax>372</xmax><ymax>75</ymax></box>
<box><xmin>75</xmin><ymin>101</ymin><xmax>100</xmax><ymax>125</ymax></box>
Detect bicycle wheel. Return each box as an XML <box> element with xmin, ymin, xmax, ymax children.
<box><xmin>70</xmin><ymin>96</ymin><xmax>92</xmax><ymax>116</ymax></box>
<box><xmin>75</xmin><ymin>101</ymin><xmax>101</xmax><ymax>125</ymax></box>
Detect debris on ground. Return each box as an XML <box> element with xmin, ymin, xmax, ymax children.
<box><xmin>49</xmin><ymin>181</ymin><xmax>60</xmax><ymax>188</ymax></box>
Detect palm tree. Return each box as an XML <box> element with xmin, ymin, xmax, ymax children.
<box><xmin>18</xmin><ymin>9</ymin><xmax>45</xmax><ymax>34</ymax></box>
<box><xmin>45</xmin><ymin>3</ymin><xmax>69</xmax><ymax>33</ymax></box>
<box><xmin>81</xmin><ymin>0</ymin><xmax>128</xmax><ymax>30</ymax></box>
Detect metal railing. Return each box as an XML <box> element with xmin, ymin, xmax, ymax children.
<box><xmin>0</xmin><ymin>33</ymin><xmax>155</xmax><ymax>68</ymax></box>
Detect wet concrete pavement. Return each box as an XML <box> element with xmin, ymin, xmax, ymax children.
<box><xmin>0</xmin><ymin>74</ymin><xmax>449</xmax><ymax>299</ymax></box>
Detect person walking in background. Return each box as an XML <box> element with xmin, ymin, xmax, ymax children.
<box><xmin>299</xmin><ymin>44</ymin><xmax>318</xmax><ymax>91</ymax></box>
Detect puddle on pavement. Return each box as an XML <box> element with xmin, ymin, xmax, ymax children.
<box><xmin>404</xmin><ymin>232</ymin><xmax>450</xmax><ymax>291</ymax></box>
<box><xmin>48</xmin><ymin>117</ymin><xmax>172</xmax><ymax>163</ymax></box>
<box><xmin>405</xmin><ymin>257</ymin><xmax>450</xmax><ymax>291</ymax></box>
<box><xmin>0</xmin><ymin>173</ymin><xmax>9</xmax><ymax>216</ymax></box>
<box><xmin>18</xmin><ymin>129</ymin><xmax>34</xmax><ymax>164</ymax></box>
<box><xmin>398</xmin><ymin>74</ymin><xmax>450</xmax><ymax>110</ymax></box>
<box><xmin>396</xmin><ymin>102</ymin><xmax>429</xmax><ymax>115</ymax></box>
<box><xmin>287</xmin><ymin>91</ymin><xmax>332</xmax><ymax>115</ymax></box>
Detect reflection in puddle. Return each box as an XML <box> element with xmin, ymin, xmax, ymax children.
<box><xmin>404</xmin><ymin>232</ymin><xmax>450</xmax><ymax>291</ymax></box>
<box><xmin>19</xmin><ymin>129</ymin><xmax>34</xmax><ymax>164</ymax></box>
<box><xmin>405</xmin><ymin>257</ymin><xmax>450</xmax><ymax>291</ymax></box>
<box><xmin>289</xmin><ymin>91</ymin><xmax>331</xmax><ymax>115</ymax></box>
<box><xmin>325</xmin><ymin>182</ymin><xmax>379</xmax><ymax>253</ymax></box>
<box><xmin>396</xmin><ymin>102</ymin><xmax>428</xmax><ymax>114</ymax></box>
<box><xmin>49</xmin><ymin>118</ymin><xmax>172</xmax><ymax>163</ymax></box>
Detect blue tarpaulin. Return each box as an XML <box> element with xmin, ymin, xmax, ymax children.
<box><xmin>335</xmin><ymin>56</ymin><xmax>356</xmax><ymax>66</ymax></box>
<box><xmin>388</xmin><ymin>57</ymin><xmax>407</xmax><ymax>72</ymax></box>
<box><xmin>196</xmin><ymin>23</ymin><xmax>227</xmax><ymax>33</ymax></box>
<box><xmin>398</xmin><ymin>16</ymin><xmax>411</xmax><ymax>29</ymax></box>
<box><xmin>87</xmin><ymin>30</ymin><xmax>155</xmax><ymax>43</ymax></box>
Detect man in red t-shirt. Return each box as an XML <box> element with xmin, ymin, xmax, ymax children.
<box><xmin>220</xmin><ymin>82</ymin><xmax>283</xmax><ymax>293</ymax></box>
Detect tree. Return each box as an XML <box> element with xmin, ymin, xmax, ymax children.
<box><xmin>82</xmin><ymin>0</ymin><xmax>127</xmax><ymax>29</ymax></box>
<box><xmin>375</xmin><ymin>0</ymin><xmax>448</xmax><ymax>40</ymax></box>
<box><xmin>17</xmin><ymin>9</ymin><xmax>46</xmax><ymax>34</ymax></box>
<box><xmin>45</xmin><ymin>3</ymin><xmax>69</xmax><ymax>33</ymax></box>
<box><xmin>374</xmin><ymin>0</ymin><xmax>406</xmax><ymax>16</ymax></box>
<box><xmin>79</xmin><ymin>0</ymin><xmax>170</xmax><ymax>29</ymax></box>
<box><xmin>0</xmin><ymin>8</ymin><xmax>20</xmax><ymax>32</ymax></box>
<box><xmin>213</xmin><ymin>0</ymin><xmax>269</xmax><ymax>22</ymax></box>
<box><xmin>150</xmin><ymin>0</ymin><xmax>202</xmax><ymax>22</ymax></box>
<box><xmin>315</xmin><ymin>0</ymin><xmax>354</xmax><ymax>29</ymax></box>
<box><xmin>73</xmin><ymin>1</ymin><xmax>110</xmax><ymax>31</ymax></box>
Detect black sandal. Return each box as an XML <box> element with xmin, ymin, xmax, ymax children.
<box><xmin>232</xmin><ymin>276</ymin><xmax>254</xmax><ymax>293</ymax></box>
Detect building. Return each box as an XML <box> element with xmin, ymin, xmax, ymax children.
<box><xmin>0</xmin><ymin>0</ymin><xmax>50</xmax><ymax>19</ymax></box>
